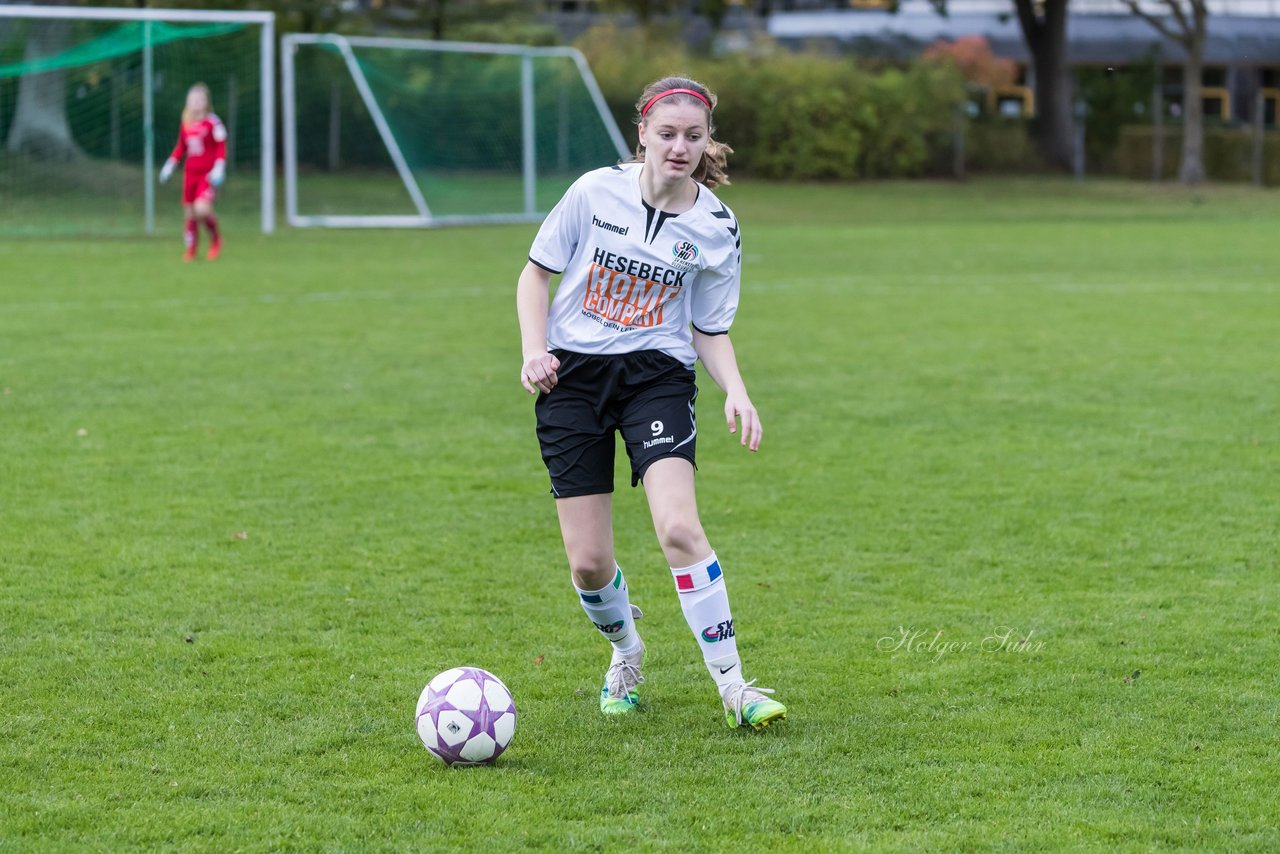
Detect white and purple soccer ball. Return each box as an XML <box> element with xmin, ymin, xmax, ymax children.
<box><xmin>415</xmin><ymin>667</ymin><xmax>517</xmax><ymax>767</ymax></box>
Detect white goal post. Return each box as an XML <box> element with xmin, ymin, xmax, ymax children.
<box><xmin>0</xmin><ymin>4</ymin><xmax>275</xmax><ymax>234</ymax></box>
<box><xmin>281</xmin><ymin>34</ymin><xmax>630</xmax><ymax>228</ymax></box>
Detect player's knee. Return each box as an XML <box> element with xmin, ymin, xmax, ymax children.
<box><xmin>569</xmin><ymin>559</ymin><xmax>615</xmax><ymax>591</ymax></box>
<box><xmin>654</xmin><ymin>517</ymin><xmax>706</xmax><ymax>557</ymax></box>
<box><xmin>566</xmin><ymin>543</ymin><xmax>614</xmax><ymax>587</ymax></box>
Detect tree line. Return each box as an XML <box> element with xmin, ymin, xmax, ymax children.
<box><xmin>3</xmin><ymin>0</ymin><xmax>1213</xmax><ymax>182</ymax></box>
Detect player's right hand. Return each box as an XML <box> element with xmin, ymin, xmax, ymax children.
<box><xmin>159</xmin><ymin>158</ymin><xmax>176</xmax><ymax>184</ymax></box>
<box><xmin>520</xmin><ymin>352</ymin><xmax>560</xmax><ymax>395</ymax></box>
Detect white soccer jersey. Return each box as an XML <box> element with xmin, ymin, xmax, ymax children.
<box><xmin>528</xmin><ymin>163</ymin><xmax>742</xmax><ymax>367</ymax></box>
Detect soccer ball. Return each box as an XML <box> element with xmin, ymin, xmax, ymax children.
<box><xmin>415</xmin><ymin>667</ymin><xmax>517</xmax><ymax>766</ymax></box>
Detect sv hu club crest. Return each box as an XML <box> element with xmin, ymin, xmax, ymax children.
<box><xmin>672</xmin><ymin>240</ymin><xmax>700</xmax><ymax>263</ymax></box>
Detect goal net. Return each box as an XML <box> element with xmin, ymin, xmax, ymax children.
<box><xmin>0</xmin><ymin>5</ymin><xmax>274</xmax><ymax>237</ymax></box>
<box><xmin>282</xmin><ymin>35</ymin><xmax>629</xmax><ymax>227</ymax></box>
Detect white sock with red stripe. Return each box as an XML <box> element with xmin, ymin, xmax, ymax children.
<box><xmin>671</xmin><ymin>552</ymin><xmax>742</xmax><ymax>691</ymax></box>
<box><xmin>574</xmin><ymin>566</ymin><xmax>642</xmax><ymax>656</ymax></box>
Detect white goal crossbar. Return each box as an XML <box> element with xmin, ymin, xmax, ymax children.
<box><xmin>281</xmin><ymin>34</ymin><xmax>629</xmax><ymax>228</ymax></box>
<box><xmin>0</xmin><ymin>4</ymin><xmax>276</xmax><ymax>234</ymax></box>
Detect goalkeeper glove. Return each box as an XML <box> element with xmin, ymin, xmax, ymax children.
<box><xmin>209</xmin><ymin>160</ymin><xmax>225</xmax><ymax>187</ymax></box>
<box><xmin>159</xmin><ymin>158</ymin><xmax>176</xmax><ymax>184</ymax></box>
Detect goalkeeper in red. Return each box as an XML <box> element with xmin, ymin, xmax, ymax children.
<box><xmin>516</xmin><ymin>75</ymin><xmax>786</xmax><ymax>731</ymax></box>
<box><xmin>159</xmin><ymin>83</ymin><xmax>225</xmax><ymax>262</ymax></box>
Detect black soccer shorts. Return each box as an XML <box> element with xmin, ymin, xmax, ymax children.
<box><xmin>534</xmin><ymin>349</ymin><xmax>698</xmax><ymax>498</ymax></box>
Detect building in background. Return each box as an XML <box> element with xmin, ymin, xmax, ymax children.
<box><xmin>765</xmin><ymin>0</ymin><xmax>1280</xmax><ymax>125</ymax></box>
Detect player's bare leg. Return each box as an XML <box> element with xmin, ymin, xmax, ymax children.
<box><xmin>557</xmin><ymin>494</ymin><xmax>645</xmax><ymax>714</ymax></box>
<box><xmin>557</xmin><ymin>493</ymin><xmax>615</xmax><ymax>591</ymax></box>
<box><xmin>642</xmin><ymin>458</ymin><xmax>711</xmax><ymax>567</ymax></box>
<box><xmin>195</xmin><ymin>198</ymin><xmax>220</xmax><ymax>260</ymax></box>
<box><xmin>643</xmin><ymin>457</ymin><xmax>786</xmax><ymax>730</ymax></box>
<box><xmin>182</xmin><ymin>202</ymin><xmax>198</xmax><ymax>261</ymax></box>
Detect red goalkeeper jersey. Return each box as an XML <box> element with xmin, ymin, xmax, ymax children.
<box><xmin>168</xmin><ymin>115</ymin><xmax>226</xmax><ymax>175</ymax></box>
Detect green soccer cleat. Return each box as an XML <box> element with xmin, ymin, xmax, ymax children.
<box><xmin>599</xmin><ymin>637</ymin><xmax>645</xmax><ymax>715</ymax></box>
<box><xmin>722</xmin><ymin>680</ymin><xmax>787</xmax><ymax>731</ymax></box>
<box><xmin>599</xmin><ymin>605</ymin><xmax>645</xmax><ymax>715</ymax></box>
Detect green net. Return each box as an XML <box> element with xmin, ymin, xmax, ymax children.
<box><xmin>290</xmin><ymin>40</ymin><xmax>624</xmax><ymax>222</ymax></box>
<box><xmin>0</xmin><ymin>16</ymin><xmax>264</xmax><ymax>237</ymax></box>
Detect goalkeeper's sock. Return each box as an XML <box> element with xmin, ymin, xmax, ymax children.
<box><xmin>670</xmin><ymin>553</ymin><xmax>742</xmax><ymax>692</ymax></box>
<box><xmin>574</xmin><ymin>566</ymin><xmax>642</xmax><ymax>656</ymax></box>
<box><xmin>204</xmin><ymin>213</ymin><xmax>220</xmax><ymax>244</ymax></box>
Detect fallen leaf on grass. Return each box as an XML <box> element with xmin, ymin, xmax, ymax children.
<box><xmin>76</xmin><ymin>428</ymin><xmax>88</xmax><ymax>437</ymax></box>
<box><xmin>1123</xmin><ymin>670</ymin><xmax>1141</xmax><ymax>684</ymax></box>
<box><xmin>231</xmin><ymin>531</ymin><xmax>248</xmax><ymax>541</ymax></box>
<box><xmin>533</xmin><ymin>655</ymin><xmax>545</xmax><ymax>665</ymax></box>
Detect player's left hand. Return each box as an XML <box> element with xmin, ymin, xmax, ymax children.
<box><xmin>209</xmin><ymin>160</ymin><xmax>226</xmax><ymax>187</ymax></box>
<box><xmin>724</xmin><ymin>390</ymin><xmax>762</xmax><ymax>452</ymax></box>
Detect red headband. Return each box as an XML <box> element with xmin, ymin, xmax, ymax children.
<box><xmin>641</xmin><ymin>87</ymin><xmax>712</xmax><ymax>117</ymax></box>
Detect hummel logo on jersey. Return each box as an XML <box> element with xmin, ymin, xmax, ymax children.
<box><xmin>702</xmin><ymin>620</ymin><xmax>735</xmax><ymax>642</ymax></box>
<box><xmin>592</xmin><ymin>215</ymin><xmax>628</xmax><ymax>236</ymax></box>
<box><xmin>593</xmin><ymin>619</ymin><xmax>625</xmax><ymax>634</ymax></box>
<box><xmin>710</xmin><ymin>199</ymin><xmax>742</xmax><ymax>252</ymax></box>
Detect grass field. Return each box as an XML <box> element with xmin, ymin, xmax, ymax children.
<box><xmin>0</xmin><ymin>158</ymin><xmax>585</xmax><ymax>235</ymax></box>
<box><xmin>2</xmin><ymin>178</ymin><xmax>1278</xmax><ymax>850</ymax></box>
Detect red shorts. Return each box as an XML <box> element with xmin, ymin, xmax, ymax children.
<box><xmin>183</xmin><ymin>171</ymin><xmax>216</xmax><ymax>205</ymax></box>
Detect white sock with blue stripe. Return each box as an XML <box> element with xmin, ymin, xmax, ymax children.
<box><xmin>574</xmin><ymin>566</ymin><xmax>642</xmax><ymax>656</ymax></box>
<box><xmin>670</xmin><ymin>552</ymin><xmax>742</xmax><ymax>691</ymax></box>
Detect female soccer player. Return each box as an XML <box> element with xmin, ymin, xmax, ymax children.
<box><xmin>516</xmin><ymin>76</ymin><xmax>786</xmax><ymax>731</ymax></box>
<box><xmin>159</xmin><ymin>83</ymin><xmax>226</xmax><ymax>262</ymax></box>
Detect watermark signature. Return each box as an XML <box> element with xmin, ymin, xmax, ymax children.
<box><xmin>877</xmin><ymin>626</ymin><xmax>1045</xmax><ymax>662</ymax></box>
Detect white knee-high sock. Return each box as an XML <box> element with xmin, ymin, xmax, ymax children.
<box><xmin>574</xmin><ymin>566</ymin><xmax>642</xmax><ymax>656</ymax></box>
<box><xmin>671</xmin><ymin>552</ymin><xmax>742</xmax><ymax>690</ymax></box>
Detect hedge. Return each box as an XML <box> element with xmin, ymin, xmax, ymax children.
<box><xmin>576</xmin><ymin>24</ymin><xmax>967</xmax><ymax>181</ymax></box>
<box><xmin>1113</xmin><ymin>126</ymin><xmax>1280</xmax><ymax>185</ymax></box>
